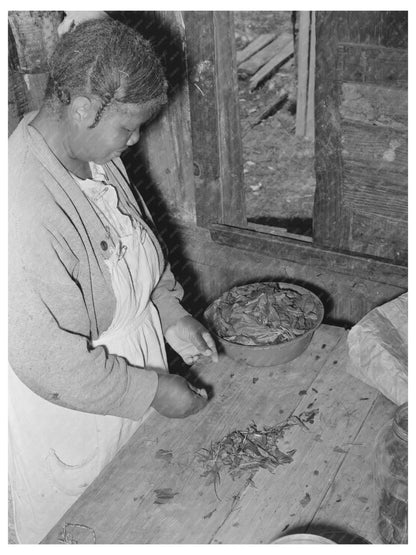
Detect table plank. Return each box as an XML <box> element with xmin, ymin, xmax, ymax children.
<box><xmin>42</xmin><ymin>325</ymin><xmax>346</xmax><ymax>544</ymax></box>
<box><xmin>307</xmin><ymin>393</ymin><xmax>397</xmax><ymax>544</ymax></box>
<box><xmin>211</xmin><ymin>329</ymin><xmax>379</xmax><ymax>544</ymax></box>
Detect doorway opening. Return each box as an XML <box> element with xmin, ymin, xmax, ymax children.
<box><xmin>234</xmin><ymin>11</ymin><xmax>315</xmax><ymax>238</ymax></box>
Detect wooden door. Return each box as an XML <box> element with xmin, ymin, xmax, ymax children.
<box><xmin>313</xmin><ymin>12</ymin><xmax>407</xmax><ymax>265</ymax></box>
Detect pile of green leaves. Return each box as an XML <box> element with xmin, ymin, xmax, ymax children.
<box><xmin>209</xmin><ymin>282</ymin><xmax>320</xmax><ymax>346</ymax></box>
<box><xmin>197</xmin><ymin>416</ymin><xmax>307</xmax><ymax>498</ymax></box>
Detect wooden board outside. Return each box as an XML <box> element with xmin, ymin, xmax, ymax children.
<box><xmin>305</xmin><ymin>11</ymin><xmax>316</xmax><ymax>140</ymax></box>
<box><xmin>42</xmin><ymin>326</ymin><xmax>345</xmax><ymax>543</ymax></box>
<box><xmin>238</xmin><ymin>33</ymin><xmax>293</xmax><ymax>76</ymax></box>
<box><xmin>249</xmin><ymin>41</ymin><xmax>293</xmax><ymax>91</ymax></box>
<box><xmin>236</xmin><ymin>33</ymin><xmax>276</xmax><ymax>65</ymax></box>
<box><xmin>295</xmin><ymin>11</ymin><xmax>310</xmax><ymax>137</ymax></box>
<box><xmin>252</xmin><ymin>93</ymin><xmax>289</xmax><ymax>127</ymax></box>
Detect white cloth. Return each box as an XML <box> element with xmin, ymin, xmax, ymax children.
<box><xmin>347</xmin><ymin>292</ymin><xmax>408</xmax><ymax>405</ymax></box>
<box><xmin>9</xmin><ymin>163</ymin><xmax>167</xmax><ymax>543</ymax></box>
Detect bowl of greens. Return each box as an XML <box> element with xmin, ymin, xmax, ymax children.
<box><xmin>204</xmin><ymin>281</ymin><xmax>324</xmax><ymax>367</ymax></box>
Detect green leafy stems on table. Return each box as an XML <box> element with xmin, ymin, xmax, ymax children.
<box><xmin>196</xmin><ymin>410</ymin><xmax>319</xmax><ymax>500</ymax></box>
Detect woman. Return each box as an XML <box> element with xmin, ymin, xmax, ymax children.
<box><xmin>8</xmin><ymin>17</ymin><xmax>217</xmax><ymax>543</ymax></box>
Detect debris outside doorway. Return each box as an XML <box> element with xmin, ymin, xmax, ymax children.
<box><xmin>234</xmin><ymin>11</ymin><xmax>315</xmax><ymax>237</ymax></box>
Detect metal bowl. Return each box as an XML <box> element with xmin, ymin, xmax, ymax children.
<box><xmin>272</xmin><ymin>534</ymin><xmax>335</xmax><ymax>544</ymax></box>
<box><xmin>204</xmin><ymin>282</ymin><xmax>324</xmax><ymax>367</ymax></box>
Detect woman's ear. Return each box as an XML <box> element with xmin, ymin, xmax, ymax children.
<box><xmin>70</xmin><ymin>96</ymin><xmax>96</xmax><ymax>126</ymax></box>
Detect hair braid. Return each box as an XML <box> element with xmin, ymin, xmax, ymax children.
<box><xmin>88</xmin><ymin>91</ymin><xmax>114</xmax><ymax>128</ymax></box>
<box><xmin>45</xmin><ymin>19</ymin><xmax>168</xmax><ymax>124</ymax></box>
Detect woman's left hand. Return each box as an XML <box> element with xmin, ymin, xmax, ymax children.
<box><xmin>165</xmin><ymin>316</ymin><xmax>219</xmax><ymax>365</ymax></box>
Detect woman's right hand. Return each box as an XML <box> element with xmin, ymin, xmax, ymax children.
<box><xmin>150</xmin><ymin>374</ymin><xmax>208</xmax><ymax>418</ymax></box>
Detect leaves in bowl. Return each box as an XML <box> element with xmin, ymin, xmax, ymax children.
<box><xmin>209</xmin><ymin>283</ymin><xmax>319</xmax><ymax>346</ymax></box>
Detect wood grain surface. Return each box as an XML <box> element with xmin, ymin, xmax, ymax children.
<box><xmin>309</xmin><ymin>393</ymin><xmax>396</xmax><ymax>544</ymax></box>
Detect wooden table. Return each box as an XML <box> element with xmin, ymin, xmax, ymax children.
<box><xmin>42</xmin><ymin>325</ymin><xmax>396</xmax><ymax>544</ymax></box>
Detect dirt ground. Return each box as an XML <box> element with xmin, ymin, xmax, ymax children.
<box><xmin>233</xmin><ymin>12</ymin><xmax>315</xmax><ymax>236</ymax></box>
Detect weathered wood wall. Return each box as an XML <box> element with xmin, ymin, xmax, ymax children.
<box><xmin>8</xmin><ymin>11</ymin><xmax>62</xmax><ymax>134</ymax></box>
<box><xmin>314</xmin><ymin>12</ymin><xmax>408</xmax><ymax>265</ymax></box>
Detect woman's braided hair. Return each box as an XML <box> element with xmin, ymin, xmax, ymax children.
<box><xmin>45</xmin><ymin>18</ymin><xmax>168</xmax><ymax>127</ymax></box>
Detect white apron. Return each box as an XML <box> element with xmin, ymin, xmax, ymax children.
<box><xmin>8</xmin><ymin>164</ymin><xmax>167</xmax><ymax>543</ymax></box>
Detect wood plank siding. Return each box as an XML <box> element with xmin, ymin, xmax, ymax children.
<box><xmin>314</xmin><ymin>12</ymin><xmax>407</xmax><ymax>264</ymax></box>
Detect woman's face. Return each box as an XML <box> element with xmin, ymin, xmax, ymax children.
<box><xmin>68</xmin><ymin>99</ymin><xmax>162</xmax><ymax>164</ymax></box>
